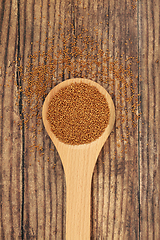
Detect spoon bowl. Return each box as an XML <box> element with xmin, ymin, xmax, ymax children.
<box><xmin>42</xmin><ymin>78</ymin><xmax>115</xmax><ymax>240</ymax></box>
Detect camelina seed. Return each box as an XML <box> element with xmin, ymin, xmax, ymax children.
<box><xmin>47</xmin><ymin>82</ymin><xmax>110</xmax><ymax>145</ymax></box>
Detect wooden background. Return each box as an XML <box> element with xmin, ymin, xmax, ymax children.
<box><xmin>0</xmin><ymin>0</ymin><xmax>159</xmax><ymax>239</ymax></box>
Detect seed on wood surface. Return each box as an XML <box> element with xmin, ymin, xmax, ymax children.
<box><xmin>6</xmin><ymin>24</ymin><xmax>140</xmax><ymax>156</ymax></box>
<box><xmin>47</xmin><ymin>83</ymin><xmax>110</xmax><ymax>145</ymax></box>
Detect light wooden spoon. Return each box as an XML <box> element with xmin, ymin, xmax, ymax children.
<box><xmin>42</xmin><ymin>78</ymin><xmax>115</xmax><ymax>240</ymax></box>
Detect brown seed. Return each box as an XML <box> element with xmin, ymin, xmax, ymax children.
<box><xmin>47</xmin><ymin>83</ymin><xmax>110</xmax><ymax>145</ymax></box>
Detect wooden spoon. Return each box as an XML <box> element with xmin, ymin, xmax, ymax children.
<box><xmin>42</xmin><ymin>78</ymin><xmax>115</xmax><ymax>240</ymax></box>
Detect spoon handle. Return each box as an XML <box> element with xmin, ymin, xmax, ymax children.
<box><xmin>58</xmin><ymin>143</ymin><xmax>99</xmax><ymax>240</ymax></box>
<box><xmin>65</xmin><ymin>172</ymin><xmax>91</xmax><ymax>240</ymax></box>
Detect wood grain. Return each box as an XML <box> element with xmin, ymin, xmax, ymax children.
<box><xmin>0</xmin><ymin>0</ymin><xmax>22</xmax><ymax>239</ymax></box>
<box><xmin>139</xmin><ymin>0</ymin><xmax>160</xmax><ymax>239</ymax></box>
<box><xmin>91</xmin><ymin>0</ymin><xmax>139</xmax><ymax>239</ymax></box>
<box><xmin>19</xmin><ymin>0</ymin><xmax>66</xmax><ymax>238</ymax></box>
<box><xmin>0</xmin><ymin>0</ymin><xmax>159</xmax><ymax>239</ymax></box>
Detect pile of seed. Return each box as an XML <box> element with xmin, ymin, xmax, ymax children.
<box><xmin>47</xmin><ymin>83</ymin><xmax>110</xmax><ymax>145</ymax></box>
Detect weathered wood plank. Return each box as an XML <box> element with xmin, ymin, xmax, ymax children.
<box><xmin>20</xmin><ymin>0</ymin><xmax>66</xmax><ymax>238</ymax></box>
<box><xmin>91</xmin><ymin>0</ymin><xmax>139</xmax><ymax>238</ymax></box>
<box><xmin>139</xmin><ymin>0</ymin><xmax>160</xmax><ymax>239</ymax></box>
<box><xmin>0</xmin><ymin>0</ymin><xmax>22</xmax><ymax>239</ymax></box>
